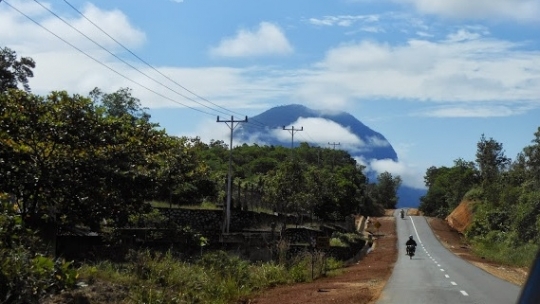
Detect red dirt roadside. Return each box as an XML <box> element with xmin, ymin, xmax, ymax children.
<box><xmin>248</xmin><ymin>212</ymin><xmax>397</xmax><ymax>304</ymax></box>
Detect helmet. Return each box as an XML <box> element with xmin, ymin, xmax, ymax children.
<box><xmin>409</xmin><ymin>235</ymin><xmax>413</xmax><ymax>240</ymax></box>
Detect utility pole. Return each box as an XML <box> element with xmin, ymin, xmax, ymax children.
<box><xmin>328</xmin><ymin>142</ymin><xmax>341</xmax><ymax>170</ymax></box>
<box><xmin>217</xmin><ymin>116</ymin><xmax>248</xmax><ymax>234</ymax></box>
<box><xmin>283</xmin><ymin>125</ymin><xmax>303</xmax><ymax>150</ymax></box>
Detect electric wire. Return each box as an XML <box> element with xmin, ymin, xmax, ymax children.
<box><xmin>61</xmin><ymin>0</ymin><xmax>245</xmax><ymax>118</ymax></box>
<box><xmin>31</xmin><ymin>0</ymin><xmax>230</xmax><ymax>117</ymax></box>
<box><xmin>2</xmin><ymin>0</ymin><xmax>291</xmax><ymax>135</ymax></box>
<box><xmin>2</xmin><ymin>0</ymin><xmax>217</xmax><ymax>116</ymax></box>
<box><xmin>61</xmin><ymin>0</ymin><xmax>270</xmax><ymax>128</ymax></box>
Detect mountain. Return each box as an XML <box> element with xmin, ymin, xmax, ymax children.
<box><xmin>237</xmin><ymin>104</ymin><xmax>398</xmax><ymax>161</ymax></box>
<box><xmin>236</xmin><ymin>104</ymin><xmax>425</xmax><ymax>208</ymax></box>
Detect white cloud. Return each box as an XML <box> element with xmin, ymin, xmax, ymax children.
<box><xmin>445</xmin><ymin>29</ymin><xmax>481</xmax><ymax>42</ymax></box>
<box><xmin>368</xmin><ymin>158</ymin><xmax>425</xmax><ymax>189</ymax></box>
<box><xmin>308</xmin><ymin>15</ymin><xmax>379</xmax><ymax>27</ymax></box>
<box><xmin>2</xmin><ymin>1</ymin><xmax>539</xmax><ymax>120</ymax></box>
<box><xmin>419</xmin><ymin>104</ymin><xmax>532</xmax><ymax>118</ymax></box>
<box><xmin>394</xmin><ymin>0</ymin><xmax>540</xmax><ymax>23</ymax></box>
<box><xmin>210</xmin><ymin>22</ymin><xmax>293</xmax><ymax>58</ymax></box>
<box><xmin>295</xmin><ymin>34</ymin><xmax>540</xmax><ymax>115</ymax></box>
<box><xmin>368</xmin><ymin>136</ymin><xmax>390</xmax><ymax>147</ymax></box>
<box><xmin>269</xmin><ymin>117</ymin><xmax>365</xmax><ymax>147</ymax></box>
<box><xmin>0</xmin><ymin>1</ymin><xmax>145</xmax><ymax>54</ymax></box>
<box><xmin>185</xmin><ymin>117</ymin><xmax>230</xmax><ymax>144</ymax></box>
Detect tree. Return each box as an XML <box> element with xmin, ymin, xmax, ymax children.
<box><xmin>262</xmin><ymin>159</ymin><xmax>306</xmax><ymax>214</ymax></box>
<box><xmin>372</xmin><ymin>172</ymin><xmax>402</xmax><ymax>209</ymax></box>
<box><xmin>476</xmin><ymin>134</ymin><xmax>511</xmax><ymax>187</ymax></box>
<box><xmin>522</xmin><ymin>127</ymin><xmax>540</xmax><ymax>187</ymax></box>
<box><xmin>0</xmin><ymin>89</ymin><xmax>171</xmax><ymax>230</ymax></box>
<box><xmin>0</xmin><ymin>46</ymin><xmax>35</xmax><ymax>92</ymax></box>
<box><xmin>419</xmin><ymin>159</ymin><xmax>479</xmax><ymax>217</ymax></box>
<box><xmin>152</xmin><ymin>136</ymin><xmax>217</xmax><ymax>206</ymax></box>
<box><xmin>89</xmin><ymin>87</ymin><xmax>149</xmax><ymax>121</ymax></box>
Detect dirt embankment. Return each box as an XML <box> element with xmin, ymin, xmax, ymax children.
<box><xmin>445</xmin><ymin>200</ymin><xmax>474</xmax><ymax>234</ymax></box>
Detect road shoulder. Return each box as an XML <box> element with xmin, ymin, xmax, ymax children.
<box><xmin>426</xmin><ymin>216</ymin><xmax>528</xmax><ymax>286</ymax></box>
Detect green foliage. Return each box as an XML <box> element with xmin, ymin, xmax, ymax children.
<box><xmin>0</xmin><ymin>46</ymin><xmax>35</xmax><ymax>92</ymax></box>
<box><xmin>329</xmin><ymin>238</ymin><xmax>347</xmax><ymax>247</ymax></box>
<box><xmin>372</xmin><ymin>171</ymin><xmax>402</xmax><ymax>209</ymax></box>
<box><xmin>0</xmin><ymin>87</ymin><xmax>216</xmax><ymax>230</ymax></box>
<box><xmin>422</xmin><ymin>129</ymin><xmax>540</xmax><ymax>268</ymax></box>
<box><xmin>463</xmin><ymin>187</ymin><xmax>484</xmax><ymax>201</ymax></box>
<box><xmin>128</xmin><ymin>208</ymin><xmax>169</xmax><ymax>228</ymax></box>
<box><xmin>198</xmin><ymin>140</ymin><xmax>383</xmax><ymax>218</ymax></box>
<box><xmin>469</xmin><ymin>231</ymin><xmax>539</xmax><ymax>267</ymax></box>
<box><xmin>330</xmin><ymin>232</ymin><xmax>364</xmax><ymax>247</ymax></box>
<box><xmin>0</xmin><ymin>203</ymin><xmax>78</xmax><ymax>303</ymax></box>
<box><xmin>419</xmin><ymin>159</ymin><xmax>479</xmax><ymax>217</ymax></box>
<box><xmin>79</xmin><ymin>249</ymin><xmax>337</xmax><ymax>303</ymax></box>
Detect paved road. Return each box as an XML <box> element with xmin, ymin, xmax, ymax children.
<box><xmin>377</xmin><ymin>211</ymin><xmax>521</xmax><ymax>304</ymax></box>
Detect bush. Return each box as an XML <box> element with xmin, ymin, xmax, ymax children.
<box><xmin>0</xmin><ymin>206</ymin><xmax>78</xmax><ymax>303</ymax></box>
<box><xmin>470</xmin><ymin>231</ymin><xmax>538</xmax><ymax>267</ymax></box>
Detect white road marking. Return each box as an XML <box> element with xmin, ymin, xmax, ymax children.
<box><xmin>451</xmin><ymin>281</ymin><xmax>457</xmax><ymax>286</ymax></box>
<box><xmin>437</xmin><ymin>264</ymin><xmax>441</xmax><ymax>267</ymax></box>
<box><xmin>410</xmin><ymin>217</ymin><xmax>422</xmax><ymax>244</ymax></box>
<box><xmin>440</xmin><ymin>269</ymin><xmax>445</xmax><ymax>272</ymax></box>
<box><xmin>445</xmin><ymin>274</ymin><xmax>450</xmax><ymax>278</ymax></box>
<box><xmin>460</xmin><ymin>290</ymin><xmax>469</xmax><ymax>296</ymax></box>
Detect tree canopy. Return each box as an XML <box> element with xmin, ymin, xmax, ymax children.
<box><xmin>0</xmin><ymin>46</ymin><xmax>35</xmax><ymax>92</ymax></box>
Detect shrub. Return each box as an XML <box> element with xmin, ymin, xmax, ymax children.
<box><xmin>0</xmin><ymin>206</ymin><xmax>78</xmax><ymax>303</ymax></box>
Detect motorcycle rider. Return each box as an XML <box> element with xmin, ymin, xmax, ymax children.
<box><xmin>406</xmin><ymin>235</ymin><xmax>417</xmax><ymax>255</ymax></box>
<box><xmin>400</xmin><ymin>209</ymin><xmax>405</xmax><ymax>219</ymax></box>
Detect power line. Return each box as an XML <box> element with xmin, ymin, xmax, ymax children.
<box><xmin>60</xmin><ymin>0</ymin><xmax>272</xmax><ymax>130</ymax></box>
<box><xmin>32</xmin><ymin>0</ymin><xmax>230</xmax><ymax>116</ymax></box>
<box><xmin>59</xmin><ymin>0</ymin><xmax>271</xmax><ymax>129</ymax></box>
<box><xmin>2</xmin><ymin>0</ymin><xmax>215</xmax><ymax>116</ymax></box>
<box><xmin>3</xmin><ymin>0</ymin><xmax>301</xmax><ymax>136</ymax></box>
<box><xmin>61</xmin><ymin>0</ymin><xmax>245</xmax><ymax>118</ymax></box>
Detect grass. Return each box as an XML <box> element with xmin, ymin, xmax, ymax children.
<box><xmin>77</xmin><ymin>249</ymin><xmax>344</xmax><ymax>303</ymax></box>
<box><xmin>470</xmin><ymin>238</ymin><xmax>539</xmax><ymax>267</ymax></box>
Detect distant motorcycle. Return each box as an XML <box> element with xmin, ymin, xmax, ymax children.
<box><xmin>400</xmin><ymin>209</ymin><xmax>405</xmax><ymax>219</ymax></box>
<box><xmin>406</xmin><ymin>245</ymin><xmax>415</xmax><ymax>259</ymax></box>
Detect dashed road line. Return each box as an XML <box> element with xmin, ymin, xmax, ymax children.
<box><xmin>451</xmin><ymin>281</ymin><xmax>457</xmax><ymax>286</ymax></box>
<box><xmin>440</xmin><ymin>269</ymin><xmax>445</xmax><ymax>272</ymax></box>
<box><xmin>460</xmin><ymin>290</ymin><xmax>469</xmax><ymax>296</ymax></box>
<box><xmin>445</xmin><ymin>274</ymin><xmax>450</xmax><ymax>278</ymax></box>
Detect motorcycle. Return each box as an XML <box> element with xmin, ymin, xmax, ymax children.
<box><xmin>400</xmin><ymin>210</ymin><xmax>405</xmax><ymax>219</ymax></box>
<box><xmin>406</xmin><ymin>245</ymin><xmax>416</xmax><ymax>259</ymax></box>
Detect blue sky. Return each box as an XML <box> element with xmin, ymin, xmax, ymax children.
<box><xmin>1</xmin><ymin>0</ymin><xmax>539</xmax><ymax>190</ymax></box>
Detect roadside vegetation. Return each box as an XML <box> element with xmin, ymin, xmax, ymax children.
<box><xmin>419</xmin><ymin>131</ymin><xmax>540</xmax><ymax>267</ymax></box>
<box><xmin>73</xmin><ymin>250</ymin><xmax>343</xmax><ymax>303</ymax></box>
<box><xmin>0</xmin><ymin>46</ymin><xmax>393</xmax><ymax>303</ymax></box>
